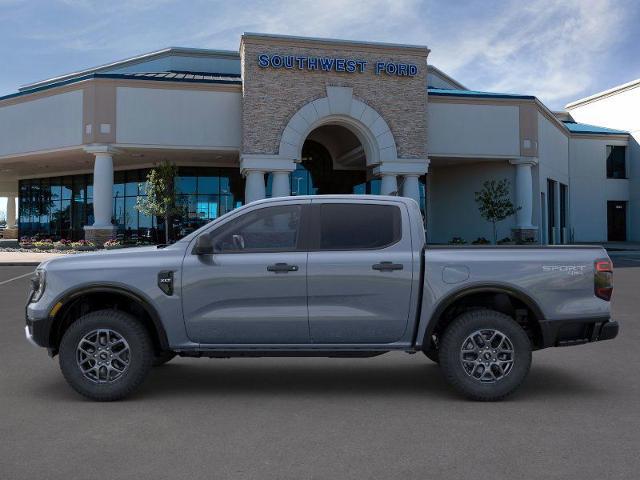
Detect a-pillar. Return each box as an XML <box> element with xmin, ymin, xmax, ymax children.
<box><xmin>509</xmin><ymin>157</ymin><xmax>538</xmax><ymax>243</ymax></box>
<box><xmin>83</xmin><ymin>145</ymin><xmax>117</xmax><ymax>245</ymax></box>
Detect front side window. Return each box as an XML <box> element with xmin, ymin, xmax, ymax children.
<box><xmin>606</xmin><ymin>145</ymin><xmax>626</xmax><ymax>179</ymax></box>
<box><xmin>211</xmin><ymin>205</ymin><xmax>302</xmax><ymax>253</ymax></box>
<box><xmin>318</xmin><ymin>203</ymin><xmax>401</xmax><ymax>250</ymax></box>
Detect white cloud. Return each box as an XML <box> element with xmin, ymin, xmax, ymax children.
<box><xmin>2</xmin><ymin>0</ymin><xmax>634</xmax><ymax>109</ymax></box>
<box><xmin>426</xmin><ymin>0</ymin><xmax>628</xmax><ymax>107</ymax></box>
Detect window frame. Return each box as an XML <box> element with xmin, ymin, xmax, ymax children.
<box><xmin>201</xmin><ymin>203</ymin><xmax>309</xmax><ymax>255</ymax></box>
<box><xmin>307</xmin><ymin>202</ymin><xmax>403</xmax><ymax>252</ymax></box>
<box><xmin>606</xmin><ymin>145</ymin><xmax>627</xmax><ymax>179</ymax></box>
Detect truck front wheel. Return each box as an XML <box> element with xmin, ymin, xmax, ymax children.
<box><xmin>439</xmin><ymin>309</ymin><xmax>532</xmax><ymax>401</ymax></box>
<box><xmin>58</xmin><ymin>309</ymin><xmax>154</xmax><ymax>401</ymax></box>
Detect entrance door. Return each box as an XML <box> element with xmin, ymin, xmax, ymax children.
<box><xmin>306</xmin><ymin>200</ymin><xmax>415</xmax><ymax>344</ymax></box>
<box><xmin>607</xmin><ymin>201</ymin><xmax>627</xmax><ymax>241</ymax></box>
<box><xmin>181</xmin><ymin>202</ymin><xmax>311</xmax><ymax>344</ymax></box>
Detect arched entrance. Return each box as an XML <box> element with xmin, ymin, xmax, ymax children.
<box><xmin>268</xmin><ymin>123</ymin><xmax>386</xmax><ymax>196</ymax></box>
<box><xmin>244</xmin><ymin>86</ymin><xmax>428</xmax><ymax>206</ymax></box>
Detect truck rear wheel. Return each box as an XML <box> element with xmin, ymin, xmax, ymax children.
<box><xmin>58</xmin><ymin>309</ymin><xmax>154</xmax><ymax>401</ymax></box>
<box><xmin>439</xmin><ymin>309</ymin><xmax>531</xmax><ymax>401</ymax></box>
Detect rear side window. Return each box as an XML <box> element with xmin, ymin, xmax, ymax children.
<box><xmin>318</xmin><ymin>203</ymin><xmax>401</xmax><ymax>250</ymax></box>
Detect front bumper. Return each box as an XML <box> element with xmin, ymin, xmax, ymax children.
<box><xmin>539</xmin><ymin>317</ymin><xmax>619</xmax><ymax>348</ymax></box>
<box><xmin>24</xmin><ymin>324</ymin><xmax>39</xmax><ymax>347</ymax></box>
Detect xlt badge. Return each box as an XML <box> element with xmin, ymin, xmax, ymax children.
<box><xmin>158</xmin><ymin>271</ymin><xmax>174</xmax><ymax>295</ymax></box>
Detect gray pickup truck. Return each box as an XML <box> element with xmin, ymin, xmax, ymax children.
<box><xmin>25</xmin><ymin>195</ymin><xmax>618</xmax><ymax>401</ymax></box>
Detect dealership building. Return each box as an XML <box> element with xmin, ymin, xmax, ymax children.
<box><xmin>0</xmin><ymin>33</ymin><xmax>636</xmax><ymax>244</ymax></box>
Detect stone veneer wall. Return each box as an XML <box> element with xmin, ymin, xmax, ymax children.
<box><xmin>240</xmin><ymin>36</ymin><xmax>429</xmax><ymax>160</ymax></box>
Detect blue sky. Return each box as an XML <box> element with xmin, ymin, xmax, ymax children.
<box><xmin>1</xmin><ymin>0</ymin><xmax>639</xmax><ymax>108</ymax></box>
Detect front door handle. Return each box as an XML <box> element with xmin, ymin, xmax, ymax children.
<box><xmin>372</xmin><ymin>261</ymin><xmax>404</xmax><ymax>272</ymax></box>
<box><xmin>267</xmin><ymin>263</ymin><xmax>299</xmax><ymax>273</ymax></box>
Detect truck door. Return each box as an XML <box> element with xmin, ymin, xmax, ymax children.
<box><xmin>181</xmin><ymin>202</ymin><xmax>311</xmax><ymax>344</ymax></box>
<box><xmin>306</xmin><ymin>200</ymin><xmax>414</xmax><ymax>344</ymax></box>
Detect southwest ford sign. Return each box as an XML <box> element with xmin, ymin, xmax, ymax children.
<box><xmin>257</xmin><ymin>54</ymin><xmax>418</xmax><ymax>77</ymax></box>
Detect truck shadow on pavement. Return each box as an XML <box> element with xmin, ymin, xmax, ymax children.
<box><xmin>30</xmin><ymin>358</ymin><xmax>608</xmax><ymax>402</ymax></box>
<box><xmin>129</xmin><ymin>360</ymin><xmax>607</xmax><ymax>401</ymax></box>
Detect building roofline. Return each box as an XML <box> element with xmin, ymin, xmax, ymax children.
<box><xmin>565</xmin><ymin>78</ymin><xmax>640</xmax><ymax>109</ymax></box>
<box><xmin>427</xmin><ymin>65</ymin><xmax>467</xmax><ymax>90</ymax></box>
<box><xmin>428</xmin><ymin>88</ymin><xmax>535</xmax><ymax>100</ymax></box>
<box><xmin>2</xmin><ymin>72</ymin><xmax>241</xmax><ymax>104</ymax></box>
<box><xmin>19</xmin><ymin>47</ymin><xmax>240</xmax><ymax>92</ymax></box>
<box><xmin>241</xmin><ymin>32</ymin><xmax>430</xmax><ymax>55</ymax></box>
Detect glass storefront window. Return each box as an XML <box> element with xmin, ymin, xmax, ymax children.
<box><xmin>18</xmin><ymin>166</ymin><xmax>244</xmax><ymax>242</ymax></box>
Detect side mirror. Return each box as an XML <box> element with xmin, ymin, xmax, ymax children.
<box><xmin>193</xmin><ymin>234</ymin><xmax>213</xmax><ymax>255</ymax></box>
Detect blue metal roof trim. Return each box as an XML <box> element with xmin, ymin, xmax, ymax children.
<box><xmin>0</xmin><ymin>72</ymin><xmax>242</xmax><ymax>102</ymax></box>
<box><xmin>562</xmin><ymin>121</ymin><xmax>628</xmax><ymax>135</ymax></box>
<box><xmin>427</xmin><ymin>87</ymin><xmax>535</xmax><ymax>100</ymax></box>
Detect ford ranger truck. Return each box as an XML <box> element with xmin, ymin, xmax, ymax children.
<box><xmin>25</xmin><ymin>195</ymin><xmax>618</xmax><ymax>401</ymax></box>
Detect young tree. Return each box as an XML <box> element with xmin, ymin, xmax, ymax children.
<box><xmin>136</xmin><ymin>161</ymin><xmax>182</xmax><ymax>244</ymax></box>
<box><xmin>474</xmin><ymin>179</ymin><xmax>520</xmax><ymax>244</ymax></box>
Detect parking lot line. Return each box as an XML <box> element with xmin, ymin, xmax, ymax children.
<box><xmin>0</xmin><ymin>271</ymin><xmax>34</xmax><ymax>286</ymax></box>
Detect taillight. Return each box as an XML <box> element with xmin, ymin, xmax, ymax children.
<box><xmin>594</xmin><ymin>258</ymin><xmax>613</xmax><ymax>301</ymax></box>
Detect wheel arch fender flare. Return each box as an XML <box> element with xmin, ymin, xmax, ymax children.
<box><xmin>50</xmin><ymin>284</ymin><xmax>170</xmax><ymax>351</ymax></box>
<box><xmin>420</xmin><ymin>282</ymin><xmax>546</xmax><ymax>347</ymax></box>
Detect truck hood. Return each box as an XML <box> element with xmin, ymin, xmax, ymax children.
<box><xmin>39</xmin><ymin>245</ymin><xmax>185</xmax><ymax>271</ymax></box>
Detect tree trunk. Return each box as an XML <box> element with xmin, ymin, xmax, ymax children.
<box><xmin>492</xmin><ymin>221</ymin><xmax>497</xmax><ymax>244</ymax></box>
<box><xmin>164</xmin><ymin>215</ymin><xmax>170</xmax><ymax>244</ymax></box>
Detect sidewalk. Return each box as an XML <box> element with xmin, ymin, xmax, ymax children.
<box><xmin>0</xmin><ymin>251</ymin><xmax>65</xmax><ymax>266</ymax></box>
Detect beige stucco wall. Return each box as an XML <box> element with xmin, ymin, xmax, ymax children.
<box><xmin>427</xmin><ymin>102</ymin><xmax>520</xmax><ymax>157</ymax></box>
<box><xmin>240</xmin><ymin>35</ymin><xmax>428</xmax><ymax>160</ymax></box>
<box><xmin>115</xmin><ymin>86</ymin><xmax>242</xmax><ymax>148</ymax></box>
<box><xmin>0</xmin><ymin>90</ymin><xmax>83</xmax><ymax>157</ymax></box>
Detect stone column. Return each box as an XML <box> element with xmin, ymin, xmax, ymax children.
<box><xmin>401</xmin><ymin>174</ymin><xmax>421</xmax><ymax>206</ymax></box>
<box><xmin>83</xmin><ymin>146</ymin><xmax>117</xmax><ymax>245</ymax></box>
<box><xmin>509</xmin><ymin>157</ymin><xmax>538</xmax><ymax>242</ymax></box>
<box><xmin>244</xmin><ymin>170</ymin><xmax>266</xmax><ymax>204</ymax></box>
<box><xmin>271</xmin><ymin>171</ymin><xmax>291</xmax><ymax>197</ymax></box>
<box><xmin>380</xmin><ymin>174</ymin><xmax>398</xmax><ymax>196</ymax></box>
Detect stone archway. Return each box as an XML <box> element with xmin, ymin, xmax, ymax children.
<box><xmin>278</xmin><ymin>86</ymin><xmax>398</xmax><ymax>167</ymax></box>
<box><xmin>240</xmin><ymin>85</ymin><xmax>429</xmax><ymax>203</ymax></box>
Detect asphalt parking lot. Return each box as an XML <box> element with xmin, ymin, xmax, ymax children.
<box><xmin>1</xmin><ymin>257</ymin><xmax>639</xmax><ymax>480</ymax></box>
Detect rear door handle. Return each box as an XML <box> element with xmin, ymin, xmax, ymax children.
<box><xmin>267</xmin><ymin>263</ymin><xmax>299</xmax><ymax>273</ymax></box>
<box><xmin>372</xmin><ymin>261</ymin><xmax>404</xmax><ymax>272</ymax></box>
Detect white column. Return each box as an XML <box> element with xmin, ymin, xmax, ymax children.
<box><xmin>380</xmin><ymin>174</ymin><xmax>398</xmax><ymax>195</ymax></box>
<box><xmin>91</xmin><ymin>152</ymin><xmax>114</xmax><ymax>227</ymax></box>
<box><xmin>271</xmin><ymin>171</ymin><xmax>291</xmax><ymax>197</ymax></box>
<box><xmin>401</xmin><ymin>174</ymin><xmax>421</xmax><ymax>206</ymax></box>
<box><xmin>245</xmin><ymin>170</ymin><xmax>266</xmax><ymax>204</ymax></box>
<box><xmin>510</xmin><ymin>158</ymin><xmax>536</xmax><ymax>228</ymax></box>
<box><xmin>6</xmin><ymin>195</ymin><xmax>17</xmax><ymax>228</ymax></box>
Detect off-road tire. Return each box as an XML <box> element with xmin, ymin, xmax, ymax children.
<box><xmin>439</xmin><ymin>309</ymin><xmax>532</xmax><ymax>401</ymax></box>
<box><xmin>152</xmin><ymin>351</ymin><xmax>176</xmax><ymax>367</ymax></box>
<box><xmin>59</xmin><ymin>309</ymin><xmax>154</xmax><ymax>401</ymax></box>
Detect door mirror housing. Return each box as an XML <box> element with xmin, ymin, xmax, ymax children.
<box><xmin>193</xmin><ymin>234</ymin><xmax>214</xmax><ymax>255</ymax></box>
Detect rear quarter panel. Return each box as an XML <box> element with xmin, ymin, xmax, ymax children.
<box><xmin>416</xmin><ymin>246</ymin><xmax>611</xmax><ymax>347</ymax></box>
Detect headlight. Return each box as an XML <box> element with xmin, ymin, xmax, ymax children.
<box><xmin>30</xmin><ymin>269</ymin><xmax>46</xmax><ymax>303</ymax></box>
